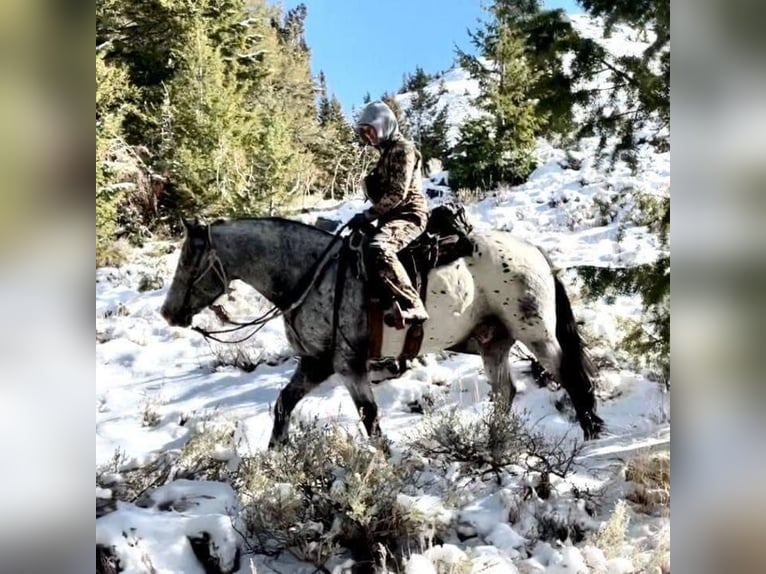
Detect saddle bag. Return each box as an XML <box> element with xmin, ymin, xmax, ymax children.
<box><xmin>424</xmin><ymin>202</ymin><xmax>474</xmax><ymax>261</ymax></box>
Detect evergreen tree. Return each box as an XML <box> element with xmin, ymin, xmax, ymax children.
<box><xmin>404</xmin><ymin>80</ymin><xmax>449</xmax><ymax>165</ymax></box>
<box><xmin>399</xmin><ymin>65</ymin><xmax>432</xmax><ymax>93</ymax></box>
<box><xmin>578</xmin><ymin>196</ymin><xmax>669</xmax><ymax>383</ymax></box>
<box><xmin>161</xmin><ymin>18</ymin><xmax>256</xmax><ymax>217</ymax></box>
<box><xmin>274</xmin><ymin>3</ymin><xmax>309</xmax><ymax>53</ymax></box>
<box><xmin>317</xmin><ymin>71</ymin><xmax>332</xmax><ymax>125</ymax></box>
<box><xmin>449</xmin><ymin>10</ymin><xmax>546</xmax><ymax>189</ymax></box>
<box><xmin>482</xmin><ymin>0</ymin><xmax>670</xmax><ymax>378</ymax></box>
<box><xmin>96</xmin><ymin>51</ymin><xmax>134</xmax><ymax>263</ymax></box>
<box><xmin>481</xmin><ymin>0</ymin><xmax>670</xmax><ymax>163</ymax></box>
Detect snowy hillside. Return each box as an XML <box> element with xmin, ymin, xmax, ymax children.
<box><xmin>394</xmin><ymin>65</ymin><xmax>483</xmax><ymax>147</ymax></box>
<box><xmin>394</xmin><ymin>13</ymin><xmax>665</xmax><ymax>151</ymax></box>
<box><xmin>96</xmin><ymin>15</ymin><xmax>669</xmax><ymax>574</ymax></box>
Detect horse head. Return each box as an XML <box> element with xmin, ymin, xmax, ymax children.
<box><xmin>160</xmin><ymin>219</ymin><xmax>229</xmax><ymax>327</ymax></box>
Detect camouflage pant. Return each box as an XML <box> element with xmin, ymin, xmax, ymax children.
<box><xmin>368</xmin><ymin>218</ymin><xmax>427</xmax><ymax>309</ymax></box>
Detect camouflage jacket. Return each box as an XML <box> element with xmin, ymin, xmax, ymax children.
<box><xmin>363</xmin><ymin>135</ymin><xmax>428</xmax><ymax>226</ymax></box>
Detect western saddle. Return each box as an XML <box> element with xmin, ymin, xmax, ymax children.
<box><xmin>340</xmin><ymin>203</ymin><xmax>475</xmax><ymax>363</ymax></box>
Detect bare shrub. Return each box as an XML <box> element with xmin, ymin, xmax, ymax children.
<box><xmin>96</xmin><ymin>419</ymin><xmax>236</xmax><ymax>506</ymax></box>
<box><xmin>210</xmin><ymin>342</ymin><xmax>265</xmax><ymax>372</ymax></box>
<box><xmin>235</xmin><ymin>421</ymin><xmax>442</xmax><ymax>570</ymax></box>
<box><xmin>414</xmin><ymin>405</ymin><xmax>583</xmax><ymax>484</ymax></box>
<box><xmin>141</xmin><ymin>397</ymin><xmax>162</xmax><ymax>427</ymax></box>
<box><xmin>174</xmin><ymin>420</ymin><xmax>237</xmax><ymax>482</ymax></box>
<box><xmin>137</xmin><ymin>271</ymin><xmax>164</xmax><ymax>292</ymax></box>
<box><xmin>96</xmin><ymin>449</ymin><xmax>175</xmax><ymax>505</ymax></box>
<box><xmin>454</xmin><ymin>187</ymin><xmax>490</xmax><ymax>204</ymax></box>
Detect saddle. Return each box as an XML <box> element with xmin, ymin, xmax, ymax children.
<box><xmin>340</xmin><ymin>203</ymin><xmax>474</xmax><ymax>362</ymax></box>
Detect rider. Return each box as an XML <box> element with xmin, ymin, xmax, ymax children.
<box><xmin>349</xmin><ymin>100</ymin><xmax>429</xmax><ymax>326</ymax></box>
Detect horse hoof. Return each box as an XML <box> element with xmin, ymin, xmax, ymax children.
<box><xmin>268</xmin><ymin>436</ymin><xmax>286</xmax><ymax>450</ymax></box>
<box><xmin>582</xmin><ymin>413</ymin><xmax>605</xmax><ymax>440</ymax></box>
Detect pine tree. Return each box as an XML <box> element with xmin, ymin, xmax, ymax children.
<box><xmin>161</xmin><ymin>18</ymin><xmax>256</xmax><ymax>217</ymax></box>
<box><xmin>569</xmin><ymin>0</ymin><xmax>670</xmax><ymax>380</ymax></box>
<box><xmin>578</xmin><ymin>196</ymin><xmax>669</xmax><ymax>383</ymax></box>
<box><xmin>96</xmin><ymin>51</ymin><xmax>134</xmax><ymax>264</ymax></box>
<box><xmin>576</xmin><ymin>0</ymin><xmax>669</xmax><ymax>164</ymax></box>
<box><xmin>399</xmin><ymin>65</ymin><xmax>432</xmax><ymax>93</ymax></box>
<box><xmin>275</xmin><ymin>3</ymin><xmax>309</xmax><ymax>53</ymax></box>
<box><xmin>317</xmin><ymin>71</ymin><xmax>332</xmax><ymax>125</ymax></box>
<box><xmin>94</xmin><ymin>0</ymin><xmax>386</xmax><ymax>244</ymax></box>
<box><xmin>449</xmin><ymin>7</ymin><xmax>546</xmax><ymax>190</ymax></box>
<box><xmin>404</xmin><ymin>79</ymin><xmax>449</xmax><ymax>165</ymax></box>
<box><xmin>312</xmin><ymin>72</ymin><xmax>362</xmax><ymax>199</ymax></box>
<box><xmin>482</xmin><ymin>0</ymin><xmax>669</xmax><ymax>163</ymax></box>
<box><xmin>485</xmin><ymin>0</ymin><xmax>671</xmax><ymax>379</ymax></box>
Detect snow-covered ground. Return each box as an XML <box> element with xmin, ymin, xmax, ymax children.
<box><xmin>96</xmin><ymin>133</ymin><xmax>668</xmax><ymax>572</ymax></box>
<box><xmin>96</xmin><ymin>16</ymin><xmax>669</xmax><ymax>574</ymax></box>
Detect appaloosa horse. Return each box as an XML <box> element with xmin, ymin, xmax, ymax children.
<box><xmin>160</xmin><ymin>217</ymin><xmax>604</xmax><ymax>446</ymax></box>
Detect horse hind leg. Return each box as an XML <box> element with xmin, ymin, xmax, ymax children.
<box><xmin>475</xmin><ymin>318</ymin><xmax>517</xmax><ymax>411</ymax></box>
<box><xmin>269</xmin><ymin>356</ymin><xmax>333</xmax><ymax>448</ymax></box>
<box><xmin>527</xmin><ymin>334</ymin><xmax>603</xmax><ymax>440</ymax></box>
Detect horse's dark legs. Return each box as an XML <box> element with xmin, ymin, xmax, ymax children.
<box><xmin>269</xmin><ymin>356</ymin><xmax>333</xmax><ymax>448</ymax></box>
<box><xmin>479</xmin><ymin>329</ymin><xmax>517</xmax><ymax>411</ymax></box>
<box><xmin>342</xmin><ymin>372</ymin><xmax>381</xmax><ymax>439</ymax></box>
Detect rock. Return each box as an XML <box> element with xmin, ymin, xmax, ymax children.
<box><xmin>456</xmin><ymin>522</ymin><xmax>478</xmax><ymax>541</ymax></box>
<box><xmin>188</xmin><ymin>532</ymin><xmax>241</xmax><ymax>574</ymax></box>
<box><xmin>96</xmin><ymin>544</ymin><xmax>121</xmax><ymax>574</ymax></box>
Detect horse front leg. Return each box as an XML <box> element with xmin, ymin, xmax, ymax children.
<box><xmin>269</xmin><ymin>356</ymin><xmax>333</xmax><ymax>448</ymax></box>
<box><xmin>340</xmin><ymin>368</ymin><xmax>385</xmax><ymax>444</ymax></box>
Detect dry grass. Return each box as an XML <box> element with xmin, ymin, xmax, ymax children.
<box><xmin>593</xmin><ymin>499</ymin><xmax>630</xmax><ymax>560</ymax></box>
<box><xmin>454</xmin><ymin>187</ymin><xmax>491</xmax><ymax>204</ymax></box>
<box><xmin>625</xmin><ymin>450</ymin><xmax>670</xmax><ymax>514</ymax></box>
<box><xmin>642</xmin><ymin>525</ymin><xmax>670</xmax><ymax>574</ymax></box>
<box><xmin>141</xmin><ymin>396</ymin><xmax>162</xmax><ymax>427</ymax></box>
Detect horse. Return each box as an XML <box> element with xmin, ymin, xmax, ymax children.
<box><xmin>160</xmin><ymin>217</ymin><xmax>604</xmax><ymax>446</ymax></box>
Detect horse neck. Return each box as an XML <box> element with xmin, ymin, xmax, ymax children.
<box><xmin>211</xmin><ymin>219</ymin><xmax>334</xmax><ymax>309</ymax></box>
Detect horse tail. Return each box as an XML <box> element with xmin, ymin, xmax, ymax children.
<box><xmin>553</xmin><ymin>274</ymin><xmax>604</xmax><ymax>438</ymax></box>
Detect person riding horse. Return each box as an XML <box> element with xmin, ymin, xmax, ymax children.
<box><xmin>349</xmin><ymin>100</ymin><xmax>429</xmax><ymax>326</ymax></box>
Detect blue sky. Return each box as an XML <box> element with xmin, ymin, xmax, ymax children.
<box><xmin>278</xmin><ymin>0</ymin><xmax>580</xmax><ymax>115</ymax></box>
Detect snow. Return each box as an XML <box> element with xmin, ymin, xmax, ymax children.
<box><xmin>96</xmin><ymin>15</ymin><xmax>669</xmax><ymax>574</ymax></box>
<box><xmin>96</xmin><ymin>480</ymin><xmax>240</xmax><ymax>574</ymax></box>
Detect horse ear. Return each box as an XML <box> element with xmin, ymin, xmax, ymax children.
<box><xmin>181</xmin><ymin>218</ymin><xmax>194</xmax><ymax>232</ymax></box>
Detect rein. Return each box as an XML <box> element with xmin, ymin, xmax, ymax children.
<box><xmin>192</xmin><ymin>220</ymin><xmax>352</xmax><ymax>344</ymax></box>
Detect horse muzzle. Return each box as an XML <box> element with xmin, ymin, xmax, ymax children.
<box><xmin>160</xmin><ymin>305</ymin><xmax>192</xmax><ymax>327</ymax></box>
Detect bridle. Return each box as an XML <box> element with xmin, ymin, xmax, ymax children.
<box><xmin>187</xmin><ymin>220</ymin><xmax>352</xmax><ymax>344</ymax></box>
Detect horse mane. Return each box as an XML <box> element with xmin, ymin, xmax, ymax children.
<box><xmin>210</xmin><ymin>216</ymin><xmax>334</xmax><ymax>237</ymax></box>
